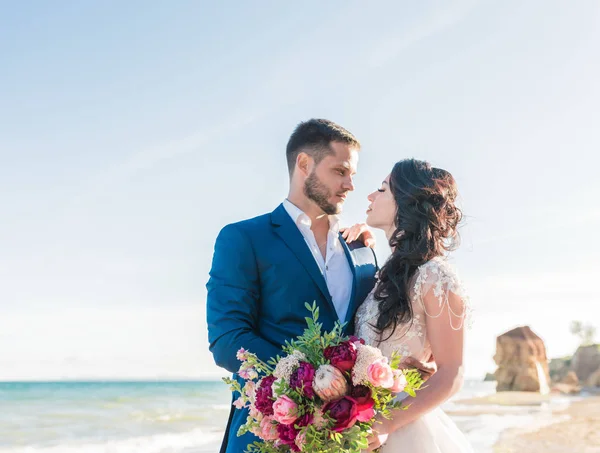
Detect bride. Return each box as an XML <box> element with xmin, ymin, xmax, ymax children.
<box><xmin>348</xmin><ymin>158</ymin><xmax>473</xmax><ymax>452</ymax></box>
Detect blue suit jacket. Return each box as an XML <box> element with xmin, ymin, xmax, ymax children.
<box><xmin>206</xmin><ymin>204</ymin><xmax>378</xmax><ymax>453</ymax></box>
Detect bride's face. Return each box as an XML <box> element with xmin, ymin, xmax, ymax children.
<box><xmin>366</xmin><ymin>174</ymin><xmax>397</xmax><ymax>231</ymax></box>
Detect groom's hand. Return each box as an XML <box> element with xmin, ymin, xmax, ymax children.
<box><xmin>401</xmin><ymin>354</ymin><xmax>437</xmax><ymax>382</ymax></box>
<box><xmin>340</xmin><ymin>223</ymin><xmax>376</xmax><ymax>248</ymax></box>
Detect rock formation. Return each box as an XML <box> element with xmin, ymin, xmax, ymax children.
<box><xmin>571</xmin><ymin>344</ymin><xmax>600</xmax><ymax>384</ymax></box>
<box><xmin>493</xmin><ymin>326</ymin><xmax>551</xmax><ymax>393</ymax></box>
<box><xmin>586</xmin><ymin>367</ymin><xmax>600</xmax><ymax>387</ymax></box>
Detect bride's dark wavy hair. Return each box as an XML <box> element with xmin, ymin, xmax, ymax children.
<box><xmin>374</xmin><ymin>159</ymin><xmax>463</xmax><ymax>339</ymax></box>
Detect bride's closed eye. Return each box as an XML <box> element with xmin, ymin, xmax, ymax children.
<box><xmin>377</xmin><ymin>188</ymin><xmax>385</xmax><ymax>193</ymax></box>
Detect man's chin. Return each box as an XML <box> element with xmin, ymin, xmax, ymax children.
<box><xmin>327</xmin><ymin>202</ymin><xmax>344</xmax><ymax>215</ymax></box>
<box><xmin>311</xmin><ymin>197</ymin><xmax>342</xmax><ymax>215</ymax></box>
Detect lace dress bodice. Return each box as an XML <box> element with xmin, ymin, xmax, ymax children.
<box><xmin>355</xmin><ymin>257</ymin><xmax>470</xmax><ymax>363</ymax></box>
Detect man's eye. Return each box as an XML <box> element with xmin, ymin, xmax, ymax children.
<box><xmin>337</xmin><ymin>170</ymin><xmax>345</xmax><ymax>176</ymax></box>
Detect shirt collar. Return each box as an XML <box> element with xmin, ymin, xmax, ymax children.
<box><xmin>282</xmin><ymin>199</ymin><xmax>340</xmax><ymax>234</ymax></box>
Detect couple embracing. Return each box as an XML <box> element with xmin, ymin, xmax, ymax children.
<box><xmin>207</xmin><ymin>119</ymin><xmax>472</xmax><ymax>452</ymax></box>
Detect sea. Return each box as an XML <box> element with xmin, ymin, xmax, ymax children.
<box><xmin>0</xmin><ymin>379</ymin><xmax>575</xmax><ymax>453</ymax></box>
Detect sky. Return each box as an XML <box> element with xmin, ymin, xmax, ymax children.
<box><xmin>1</xmin><ymin>0</ymin><xmax>599</xmax><ymax>381</ymax></box>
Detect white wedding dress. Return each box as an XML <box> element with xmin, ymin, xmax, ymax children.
<box><xmin>355</xmin><ymin>257</ymin><xmax>474</xmax><ymax>453</ymax></box>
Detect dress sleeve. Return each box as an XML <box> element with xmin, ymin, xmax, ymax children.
<box><xmin>412</xmin><ymin>259</ymin><xmax>471</xmax><ymax>331</ymax></box>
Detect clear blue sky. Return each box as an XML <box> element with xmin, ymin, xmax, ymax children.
<box><xmin>1</xmin><ymin>0</ymin><xmax>599</xmax><ymax>380</ymax></box>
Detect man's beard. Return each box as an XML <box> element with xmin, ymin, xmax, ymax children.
<box><xmin>304</xmin><ymin>171</ymin><xmax>342</xmax><ymax>215</ymax></box>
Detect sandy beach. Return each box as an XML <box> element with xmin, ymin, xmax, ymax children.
<box><xmin>494</xmin><ymin>397</ymin><xmax>600</xmax><ymax>453</ymax></box>
<box><xmin>451</xmin><ymin>392</ymin><xmax>600</xmax><ymax>453</ymax></box>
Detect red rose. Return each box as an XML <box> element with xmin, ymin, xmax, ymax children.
<box><xmin>324</xmin><ymin>341</ymin><xmax>357</xmax><ymax>372</ymax></box>
<box><xmin>350</xmin><ymin>385</ymin><xmax>375</xmax><ymax>422</ymax></box>
<box><xmin>349</xmin><ymin>335</ymin><xmax>366</xmax><ymax>345</ymax></box>
<box><xmin>255</xmin><ymin>376</ymin><xmax>276</xmax><ymax>416</ymax></box>
<box><xmin>323</xmin><ymin>396</ymin><xmax>359</xmax><ymax>432</ymax></box>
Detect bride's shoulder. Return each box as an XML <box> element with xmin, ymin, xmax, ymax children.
<box><xmin>416</xmin><ymin>256</ymin><xmax>460</xmax><ymax>278</ymax></box>
<box><xmin>412</xmin><ymin>256</ymin><xmax>465</xmax><ymax>297</ymax></box>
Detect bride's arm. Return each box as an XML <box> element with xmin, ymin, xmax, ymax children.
<box><xmin>366</xmin><ymin>289</ymin><xmax>467</xmax><ymax>450</ymax></box>
<box><xmin>393</xmin><ymin>288</ymin><xmax>466</xmax><ymax>424</ymax></box>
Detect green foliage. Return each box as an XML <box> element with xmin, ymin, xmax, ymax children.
<box><xmin>246</xmin><ymin>441</ymin><xmax>287</xmax><ymax>453</ymax></box>
<box><xmin>280</xmin><ymin>302</ymin><xmax>347</xmax><ymax>366</ymax></box>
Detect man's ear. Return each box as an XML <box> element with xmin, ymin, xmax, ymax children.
<box><xmin>296</xmin><ymin>152</ymin><xmax>312</xmax><ymax>177</ymax></box>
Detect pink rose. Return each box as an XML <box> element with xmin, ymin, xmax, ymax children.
<box><xmin>259</xmin><ymin>416</ymin><xmax>279</xmax><ymax>441</ymax></box>
<box><xmin>272</xmin><ymin>395</ymin><xmax>299</xmax><ymax>425</ymax></box>
<box><xmin>390</xmin><ymin>369</ymin><xmax>408</xmax><ymax>393</ymax></box>
<box><xmin>367</xmin><ymin>358</ymin><xmax>394</xmax><ymax>388</ymax></box>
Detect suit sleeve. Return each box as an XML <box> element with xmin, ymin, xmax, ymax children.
<box><xmin>206</xmin><ymin>223</ymin><xmax>281</xmax><ymax>373</ymax></box>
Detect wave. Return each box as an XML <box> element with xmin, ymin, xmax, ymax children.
<box><xmin>206</xmin><ymin>404</ymin><xmax>230</xmax><ymax>411</ymax></box>
<box><xmin>0</xmin><ymin>428</ymin><xmax>223</xmax><ymax>453</ymax></box>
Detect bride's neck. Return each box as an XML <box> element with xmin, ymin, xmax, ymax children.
<box><xmin>384</xmin><ymin>225</ymin><xmax>396</xmax><ymax>242</ymax></box>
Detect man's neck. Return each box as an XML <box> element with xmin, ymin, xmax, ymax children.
<box><xmin>286</xmin><ymin>194</ymin><xmax>330</xmax><ymax>231</ymax></box>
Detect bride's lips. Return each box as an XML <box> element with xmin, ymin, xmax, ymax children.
<box><xmin>366</xmin><ymin>205</ymin><xmax>372</xmax><ymax>214</ymax></box>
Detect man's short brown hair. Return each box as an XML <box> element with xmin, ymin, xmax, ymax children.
<box><xmin>286</xmin><ymin>119</ymin><xmax>360</xmax><ymax>176</ymax></box>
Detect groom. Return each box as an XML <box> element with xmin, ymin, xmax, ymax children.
<box><xmin>206</xmin><ymin>119</ymin><xmax>379</xmax><ymax>452</ymax></box>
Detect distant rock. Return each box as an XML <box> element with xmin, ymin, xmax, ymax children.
<box><xmin>549</xmin><ymin>356</ymin><xmax>572</xmax><ymax>383</ymax></box>
<box><xmin>571</xmin><ymin>344</ymin><xmax>600</xmax><ymax>385</ymax></box>
<box><xmin>483</xmin><ymin>372</ymin><xmax>496</xmax><ymax>382</ymax></box>
<box><xmin>493</xmin><ymin>326</ymin><xmax>551</xmax><ymax>393</ymax></box>
<box><xmin>585</xmin><ymin>367</ymin><xmax>600</xmax><ymax>387</ymax></box>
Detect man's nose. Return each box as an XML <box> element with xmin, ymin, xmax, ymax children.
<box><xmin>343</xmin><ymin>176</ymin><xmax>355</xmax><ymax>191</ymax></box>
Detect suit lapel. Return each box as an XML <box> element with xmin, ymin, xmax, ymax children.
<box><xmin>271</xmin><ymin>205</ymin><xmax>335</xmax><ymax>313</ymax></box>
<box><xmin>339</xmin><ymin>234</ymin><xmax>359</xmax><ymax>327</ymax></box>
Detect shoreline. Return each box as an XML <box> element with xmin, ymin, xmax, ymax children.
<box><xmin>451</xmin><ymin>391</ymin><xmax>600</xmax><ymax>452</ymax></box>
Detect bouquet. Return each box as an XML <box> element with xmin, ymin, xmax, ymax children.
<box><xmin>223</xmin><ymin>303</ymin><xmax>423</xmax><ymax>452</ymax></box>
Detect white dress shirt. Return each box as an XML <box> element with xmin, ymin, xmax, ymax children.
<box><xmin>282</xmin><ymin>199</ymin><xmax>354</xmax><ymax>321</ymax></box>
